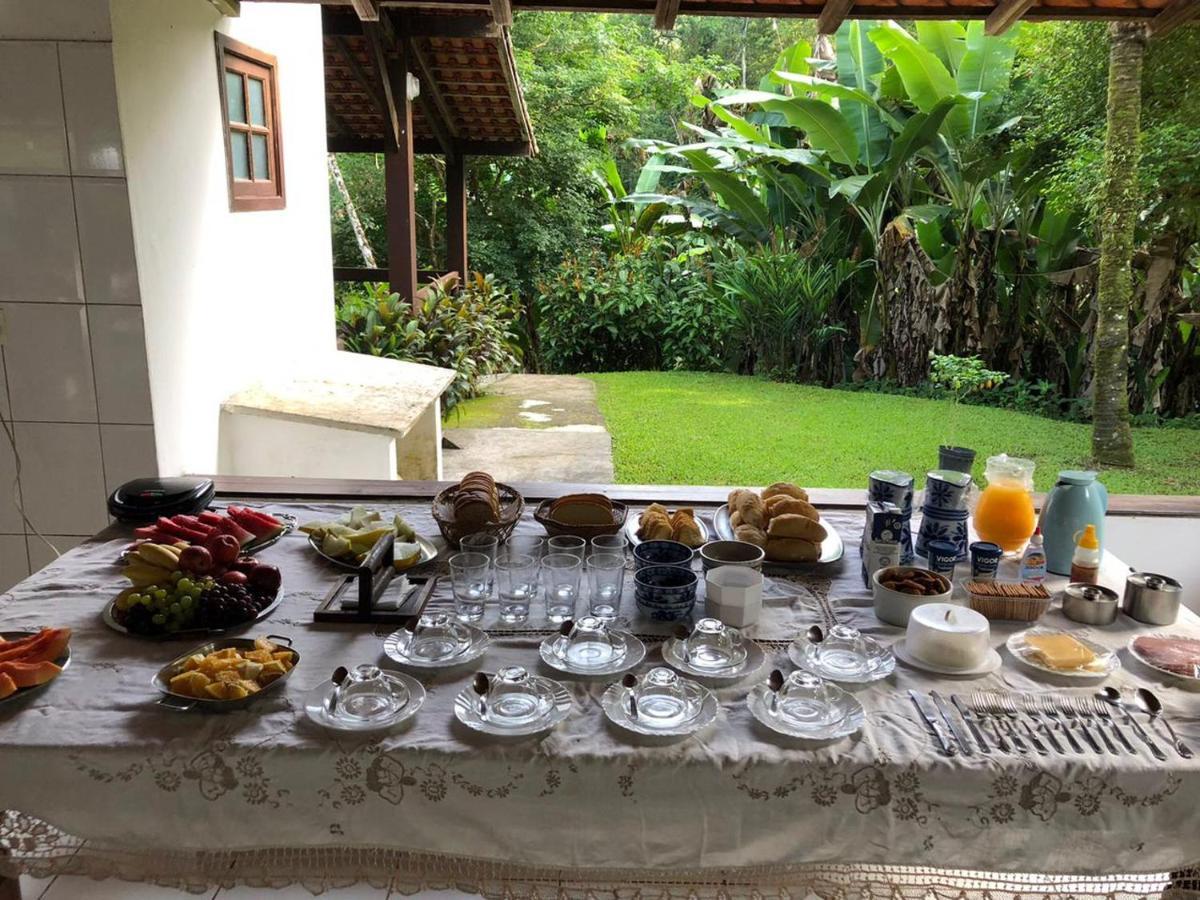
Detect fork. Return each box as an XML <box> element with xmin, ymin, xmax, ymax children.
<box><xmin>1021</xmin><ymin>696</ymin><xmax>1067</xmax><ymax>755</ymax></box>
<box><xmin>1040</xmin><ymin>696</ymin><xmax>1085</xmax><ymax>753</ymax></box>
<box><xmin>973</xmin><ymin>693</ymin><xmax>1029</xmax><ymax>754</ymax></box>
<box><xmin>1087</xmin><ymin>697</ymin><xmax>1138</xmax><ymax>754</ymax></box>
<box><xmin>968</xmin><ymin>696</ymin><xmax>1011</xmax><ymax>753</ymax></box>
<box><xmin>1066</xmin><ymin>697</ymin><xmax>1113</xmax><ymax>754</ymax></box>
<box><xmin>997</xmin><ymin>694</ymin><xmax>1048</xmax><ymax>755</ymax></box>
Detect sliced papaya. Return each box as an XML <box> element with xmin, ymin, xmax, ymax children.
<box><xmin>0</xmin><ymin>660</ymin><xmax>61</xmax><ymax>688</ymax></box>
<box><xmin>0</xmin><ymin>628</ymin><xmax>70</xmax><ymax>664</ymax></box>
<box><xmin>0</xmin><ymin>673</ymin><xmax>16</xmax><ymax>698</ymax></box>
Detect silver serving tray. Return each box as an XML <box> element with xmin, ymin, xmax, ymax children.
<box><xmin>151</xmin><ymin>633</ymin><xmax>298</xmax><ymax>711</ymax></box>
<box><xmin>103</xmin><ymin>587</ymin><xmax>284</xmax><ymax>640</ymax></box>
<box><xmin>713</xmin><ymin>503</ymin><xmax>844</xmax><ymax>569</ymax></box>
<box><xmin>623</xmin><ymin>509</ymin><xmax>710</xmax><ymax>547</ymax></box>
<box><xmin>0</xmin><ymin>631</ymin><xmax>71</xmax><ymax>707</ymax></box>
<box><xmin>306</xmin><ymin>531</ymin><xmax>438</xmax><ymax>572</ymax></box>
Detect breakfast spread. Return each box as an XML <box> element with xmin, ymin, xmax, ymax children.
<box><xmin>637</xmin><ymin>504</ymin><xmax>703</xmax><ymax>547</ymax></box>
<box><xmin>300</xmin><ymin>507</ymin><xmax>423</xmax><ymax>568</ymax></box>
<box><xmin>165</xmin><ymin>637</ymin><xmax>295</xmax><ymax>701</ymax></box>
<box><xmin>727</xmin><ymin>483</ymin><xmax>827</xmax><ymax>563</ymax></box>
<box><xmin>0</xmin><ymin>628</ymin><xmax>70</xmax><ymax>699</ymax></box>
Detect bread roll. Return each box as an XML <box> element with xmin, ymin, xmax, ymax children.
<box><xmin>766</xmin><ymin>513</ymin><xmax>827</xmax><ymax>543</ymax></box>
<box><xmin>762</xmin><ymin>482</ymin><xmax>808</xmax><ymax>503</ymax></box>
<box><xmin>766</xmin><ymin>496</ymin><xmax>820</xmax><ymax>522</ymax></box>
<box><xmin>734</xmin><ymin>524</ymin><xmax>768</xmax><ymax>548</ymax></box>
<box><xmin>734</xmin><ymin>491</ymin><xmax>766</xmax><ymax>529</ymax></box>
<box><xmin>730</xmin><ymin>510</ymin><xmax>745</xmax><ymax>529</ymax></box>
<box><xmin>766</xmin><ymin>537</ymin><xmax>821</xmax><ymax>562</ymax></box>
<box><xmin>728</xmin><ymin>489</ymin><xmax>755</xmax><ymax>510</ymax></box>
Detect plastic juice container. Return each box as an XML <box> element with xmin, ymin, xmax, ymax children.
<box><xmin>973</xmin><ymin>454</ymin><xmax>1037</xmax><ymax>553</ymax></box>
<box><xmin>1019</xmin><ymin>527</ymin><xmax>1047</xmax><ymax>583</ymax></box>
<box><xmin>1069</xmin><ymin>524</ymin><xmax>1101</xmax><ymax>584</ymax></box>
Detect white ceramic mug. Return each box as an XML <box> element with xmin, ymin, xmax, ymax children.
<box><xmin>704</xmin><ymin>565</ymin><xmax>763</xmax><ymax>628</ymax></box>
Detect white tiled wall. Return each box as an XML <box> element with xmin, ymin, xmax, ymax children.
<box><xmin>0</xmin><ymin>1</ymin><xmax>157</xmax><ymax>593</ymax></box>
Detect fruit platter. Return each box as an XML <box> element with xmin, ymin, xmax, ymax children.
<box><xmin>0</xmin><ymin>628</ymin><xmax>71</xmax><ymax>705</ymax></box>
<box><xmin>300</xmin><ymin>507</ymin><xmax>436</xmax><ymax>571</ymax></box>
<box><xmin>152</xmin><ymin>635</ymin><xmax>298</xmax><ymax>711</ymax></box>
<box><xmin>119</xmin><ymin>506</ymin><xmax>294</xmax><ymax>563</ymax></box>
<box><xmin>108</xmin><ymin>538</ymin><xmax>284</xmax><ymax>638</ymax></box>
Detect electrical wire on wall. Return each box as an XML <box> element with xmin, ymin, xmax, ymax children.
<box><xmin>0</xmin><ymin>346</ymin><xmax>60</xmax><ymax>560</ymax></box>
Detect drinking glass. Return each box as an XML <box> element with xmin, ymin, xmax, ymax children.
<box><xmin>629</xmin><ymin>667</ymin><xmax>695</xmax><ymax>728</ymax></box>
<box><xmin>547</xmin><ymin>535</ymin><xmax>586</xmax><ymax>560</ymax></box>
<box><xmin>813</xmin><ymin>623</ymin><xmax>871</xmax><ymax>678</ymax></box>
<box><xmin>586</xmin><ymin>552</ymin><xmax>624</xmax><ymax>620</ymax></box>
<box><xmin>407</xmin><ymin>612</ymin><xmax>469</xmax><ymax>662</ymax></box>
<box><xmin>333</xmin><ymin>664</ymin><xmax>406</xmax><ymax>720</ymax></box>
<box><xmin>496</xmin><ymin>553</ymin><xmax>537</xmax><ymax>624</ymax></box>
<box><xmin>506</xmin><ymin>534</ymin><xmax>546</xmax><ymax>562</ymax></box>
<box><xmin>541</xmin><ymin>552</ymin><xmax>582</xmax><ymax>623</ymax></box>
<box><xmin>773</xmin><ymin>671</ymin><xmax>840</xmax><ymax>728</ymax></box>
<box><xmin>481</xmin><ymin>665</ymin><xmax>550</xmax><ymax>726</ymax></box>
<box><xmin>449</xmin><ymin>551</ymin><xmax>489</xmax><ymax>622</ymax></box>
<box><xmin>590</xmin><ymin>534</ymin><xmax>626</xmax><ymax>556</ymax></box>
<box><xmin>460</xmin><ymin>533</ymin><xmax>499</xmax><ymax>595</ymax></box>
<box><xmin>553</xmin><ymin>615</ymin><xmax>623</xmax><ymax>668</ymax></box>
<box><xmin>683</xmin><ymin>617</ymin><xmax>745</xmax><ymax>671</ymax></box>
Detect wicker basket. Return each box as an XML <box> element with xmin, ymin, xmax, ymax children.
<box><xmin>432</xmin><ymin>482</ymin><xmax>524</xmax><ymax>549</ymax></box>
<box><xmin>533</xmin><ymin>498</ymin><xmax>628</xmax><ymax>540</ymax></box>
<box><xmin>964</xmin><ymin>584</ymin><xmax>1052</xmax><ymax>623</ymax></box>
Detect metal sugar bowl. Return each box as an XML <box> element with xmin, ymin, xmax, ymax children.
<box><xmin>1122</xmin><ymin>572</ymin><xmax>1183</xmax><ymax>626</ymax></box>
<box><xmin>1061</xmin><ymin>583</ymin><xmax>1119</xmax><ymax>626</ymax></box>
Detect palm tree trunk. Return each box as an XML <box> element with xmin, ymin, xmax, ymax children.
<box><xmin>1091</xmin><ymin>22</ymin><xmax>1145</xmax><ymax>467</ymax></box>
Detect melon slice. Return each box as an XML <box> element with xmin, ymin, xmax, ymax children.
<box><xmin>0</xmin><ymin>660</ymin><xmax>62</xmax><ymax>688</ymax></box>
<box><xmin>0</xmin><ymin>673</ymin><xmax>16</xmax><ymax>699</ymax></box>
<box><xmin>0</xmin><ymin>628</ymin><xmax>70</xmax><ymax>664</ymax></box>
<box><xmin>216</xmin><ymin>516</ymin><xmax>255</xmax><ymax>547</ymax></box>
<box><xmin>227</xmin><ymin>507</ymin><xmax>285</xmax><ymax>540</ymax></box>
<box><xmin>197</xmin><ymin>511</ymin><xmax>226</xmax><ymax>528</ymax></box>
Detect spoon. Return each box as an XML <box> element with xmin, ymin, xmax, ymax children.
<box><xmin>1098</xmin><ymin>687</ymin><xmax>1167</xmax><ymax>760</ymax></box>
<box><xmin>673</xmin><ymin>623</ymin><xmax>692</xmax><ymax>641</ymax></box>
<box><xmin>767</xmin><ymin>668</ymin><xmax>785</xmax><ymax>714</ymax></box>
<box><xmin>621</xmin><ymin>672</ymin><xmax>638</xmax><ymax>720</ymax></box>
<box><xmin>472</xmin><ymin>672</ymin><xmax>490</xmax><ymax>720</ymax></box>
<box><xmin>325</xmin><ymin>666</ymin><xmax>349</xmax><ymax>716</ymax></box>
<box><xmin>1135</xmin><ymin>687</ymin><xmax>1193</xmax><ymax>758</ymax></box>
<box><xmin>806</xmin><ymin>625</ymin><xmax>825</xmax><ymax>644</ymax></box>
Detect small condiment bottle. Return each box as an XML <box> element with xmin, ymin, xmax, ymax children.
<box><xmin>1019</xmin><ymin>527</ymin><xmax>1047</xmax><ymax>584</ymax></box>
<box><xmin>1069</xmin><ymin>524</ymin><xmax>1101</xmax><ymax>585</ymax></box>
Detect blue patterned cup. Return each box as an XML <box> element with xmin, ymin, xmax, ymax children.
<box><xmin>633</xmin><ymin>540</ymin><xmax>694</xmax><ymax>571</ymax></box>
<box><xmin>869</xmin><ymin>470</ymin><xmax>914</xmax><ymax>514</ymax></box>
<box><xmin>969</xmin><ymin>541</ymin><xmax>1003</xmax><ymax>580</ymax></box>
<box><xmin>634</xmin><ymin>564</ymin><xmax>698</xmax><ymax>621</ymax></box>
<box><xmin>923</xmin><ymin>470</ymin><xmax>972</xmax><ymax>512</ymax></box>
<box><xmin>927</xmin><ymin>540</ymin><xmax>959</xmax><ymax>576</ymax></box>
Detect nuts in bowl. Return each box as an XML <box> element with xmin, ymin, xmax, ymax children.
<box><xmin>872</xmin><ymin>566</ymin><xmax>952</xmax><ymax>627</ymax></box>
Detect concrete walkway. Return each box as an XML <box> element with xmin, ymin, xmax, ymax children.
<box><xmin>442</xmin><ymin>374</ymin><xmax>614</xmax><ymax>483</ymax></box>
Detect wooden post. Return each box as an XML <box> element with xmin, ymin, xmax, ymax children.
<box><xmin>384</xmin><ymin>43</ymin><xmax>418</xmax><ymax>309</ymax></box>
<box><xmin>446</xmin><ymin>153</ymin><xmax>468</xmax><ymax>281</ymax></box>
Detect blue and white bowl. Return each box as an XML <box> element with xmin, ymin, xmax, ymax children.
<box><xmin>634</xmin><ymin>565</ymin><xmax>698</xmax><ymax>621</ymax></box>
<box><xmin>634</xmin><ymin>540</ymin><xmax>694</xmax><ymax>571</ymax></box>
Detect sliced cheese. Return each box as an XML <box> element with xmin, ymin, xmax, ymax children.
<box><xmin>1025</xmin><ymin>634</ymin><xmax>1095</xmax><ymax>671</ymax></box>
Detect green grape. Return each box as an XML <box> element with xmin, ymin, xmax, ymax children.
<box><xmin>153</xmin><ymin>589</ymin><xmax>167</xmax><ymax>600</ymax></box>
<box><xmin>177</xmin><ymin>578</ymin><xmax>194</xmax><ymax>593</ymax></box>
<box><xmin>180</xmin><ymin>596</ymin><xmax>194</xmax><ymax>609</ymax></box>
<box><xmin>141</xmin><ymin>595</ymin><xmax>153</xmax><ymax>607</ymax></box>
<box><xmin>188</xmin><ymin>586</ymin><xmax>202</xmax><ymax>599</ymax></box>
<box><xmin>171</xmin><ymin>571</ymin><xmax>183</xmax><ymax>583</ymax></box>
<box><xmin>151</xmin><ymin>613</ymin><xmax>166</xmax><ymax>626</ymax></box>
<box><xmin>169</xmin><ymin>602</ymin><xmax>181</xmax><ymax>615</ymax></box>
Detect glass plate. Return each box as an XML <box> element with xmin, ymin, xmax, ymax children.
<box><xmin>539</xmin><ymin>630</ymin><xmax>646</xmax><ymax>677</ymax></box>
<box><xmin>1007</xmin><ymin>628</ymin><xmax>1120</xmax><ymax>680</ymax></box>
<box><xmin>453</xmin><ymin>675</ymin><xmax>572</xmax><ymax>736</ymax></box>
<box><xmin>601</xmin><ymin>678</ymin><xmax>718</xmax><ymax>737</ymax></box>
<box><xmin>788</xmin><ymin>637</ymin><xmax>896</xmax><ymax>684</ymax></box>
<box><xmin>746</xmin><ymin>683</ymin><xmax>864</xmax><ymax>741</ymax></box>
<box><xmin>383</xmin><ymin>622</ymin><xmax>489</xmax><ymax>670</ymax></box>
<box><xmin>304</xmin><ymin>671</ymin><xmax>425</xmax><ymax>733</ymax></box>
<box><xmin>661</xmin><ymin>637</ymin><xmax>766</xmax><ymax>684</ymax></box>
<box><xmin>713</xmin><ymin>504</ymin><xmax>844</xmax><ymax>567</ymax></box>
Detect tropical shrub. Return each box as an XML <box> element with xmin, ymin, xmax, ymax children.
<box><xmin>336</xmin><ymin>274</ymin><xmax>523</xmax><ymax>413</ymax></box>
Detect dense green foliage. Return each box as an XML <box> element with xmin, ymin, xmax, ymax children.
<box><xmin>335</xmin><ymin>274</ymin><xmax>523</xmax><ymax>412</ymax></box>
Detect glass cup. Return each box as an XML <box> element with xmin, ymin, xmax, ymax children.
<box><xmin>590</xmin><ymin>534</ymin><xmax>626</xmax><ymax>556</ymax></box>
<box><xmin>460</xmin><ymin>533</ymin><xmax>499</xmax><ymax>595</ymax></box>
<box><xmin>495</xmin><ymin>553</ymin><xmax>536</xmax><ymax>624</ymax></box>
<box><xmin>586</xmin><ymin>552</ymin><xmax>625</xmax><ymax>620</ymax></box>
<box><xmin>771</xmin><ymin>670</ymin><xmax>841</xmax><ymax>728</ymax></box>
<box><xmin>541</xmin><ymin>552</ymin><xmax>582</xmax><ymax>623</ymax></box>
<box><xmin>449</xmin><ymin>551</ymin><xmax>490</xmax><ymax>622</ymax></box>
<box><xmin>407</xmin><ymin>611</ymin><xmax>470</xmax><ymax>662</ymax></box>
<box><xmin>813</xmin><ymin>623</ymin><xmax>871</xmax><ymax>678</ymax></box>
<box><xmin>481</xmin><ymin>665</ymin><xmax>550</xmax><ymax>726</ymax></box>
<box><xmin>506</xmin><ymin>534</ymin><xmax>546</xmax><ymax>562</ymax></box>
<box><xmin>548</xmin><ymin>535</ymin><xmax>587</xmax><ymax>560</ymax></box>
<box><xmin>683</xmin><ymin>617</ymin><xmax>746</xmax><ymax>671</ymax></box>
<box><xmin>333</xmin><ymin>664</ymin><xmax>406</xmax><ymax>721</ymax></box>
<box><xmin>629</xmin><ymin>667</ymin><xmax>695</xmax><ymax>728</ymax></box>
<box><xmin>554</xmin><ymin>614</ymin><xmax>624</xmax><ymax>669</ymax></box>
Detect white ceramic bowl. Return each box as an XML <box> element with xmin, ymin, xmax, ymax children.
<box><xmin>871</xmin><ymin>566</ymin><xmax>952</xmax><ymax>627</ymax></box>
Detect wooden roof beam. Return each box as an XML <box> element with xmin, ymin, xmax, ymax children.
<box><xmin>653</xmin><ymin>0</ymin><xmax>682</xmax><ymax>29</ymax></box>
<box><xmin>817</xmin><ymin>0</ymin><xmax>854</xmax><ymax>34</ymax></box>
<box><xmin>1150</xmin><ymin>0</ymin><xmax>1199</xmax><ymax>36</ymax></box>
<box><xmin>363</xmin><ymin>22</ymin><xmax>403</xmax><ymax>149</ymax></box>
<box><xmin>350</xmin><ymin>0</ymin><xmax>381</xmax><ymax>21</ymax></box>
<box><xmin>490</xmin><ymin>0</ymin><xmax>514</xmax><ymax>27</ymax></box>
<box><xmin>985</xmin><ymin>0</ymin><xmax>1037</xmax><ymax>34</ymax></box>
<box><xmin>406</xmin><ymin>37</ymin><xmax>458</xmax><ymax>156</ymax></box>
<box><xmin>331</xmin><ymin>35</ymin><xmax>391</xmax><ymax>125</ymax></box>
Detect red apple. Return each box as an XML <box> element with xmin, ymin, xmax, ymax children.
<box><xmin>205</xmin><ymin>534</ymin><xmax>240</xmax><ymax>567</ymax></box>
<box><xmin>247</xmin><ymin>564</ymin><xmax>281</xmax><ymax>595</ymax></box>
<box><xmin>178</xmin><ymin>545</ymin><xmax>213</xmax><ymax>576</ymax></box>
<box><xmin>220</xmin><ymin>570</ymin><xmax>248</xmax><ymax>586</ymax></box>
<box><xmin>230</xmin><ymin>556</ymin><xmax>258</xmax><ymax>574</ymax></box>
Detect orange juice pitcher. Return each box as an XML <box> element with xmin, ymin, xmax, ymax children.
<box><xmin>973</xmin><ymin>454</ymin><xmax>1036</xmax><ymax>554</ymax></box>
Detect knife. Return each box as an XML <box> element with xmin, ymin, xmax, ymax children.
<box><xmin>909</xmin><ymin>690</ymin><xmax>957</xmax><ymax>756</ymax></box>
<box><xmin>950</xmin><ymin>693</ymin><xmax>991</xmax><ymax>754</ymax></box>
<box><xmin>931</xmin><ymin>691</ymin><xmax>973</xmax><ymax>756</ymax></box>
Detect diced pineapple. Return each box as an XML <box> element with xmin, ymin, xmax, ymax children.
<box><xmin>239</xmin><ymin>679</ymin><xmax>262</xmax><ymax>694</ymax></box>
<box><xmin>213</xmin><ymin>648</ymin><xmax>239</xmax><ymax>660</ymax></box>
<box><xmin>245</xmin><ymin>649</ymin><xmax>273</xmax><ymax>664</ymax></box>
<box><xmin>181</xmin><ymin>654</ymin><xmax>206</xmax><ymax>672</ymax></box>
<box><xmin>237</xmin><ymin>659</ymin><xmax>264</xmax><ymax>680</ymax></box>
<box><xmin>169</xmin><ymin>671</ymin><xmax>210</xmax><ymax>697</ymax></box>
<box><xmin>258</xmin><ymin>660</ymin><xmax>287</xmax><ymax>683</ymax></box>
<box><xmin>215</xmin><ymin>669</ymin><xmax>240</xmax><ymax>683</ymax></box>
<box><xmin>253</xmin><ymin>637</ymin><xmax>278</xmax><ymax>653</ymax></box>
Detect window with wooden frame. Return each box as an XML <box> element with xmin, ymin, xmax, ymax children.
<box><xmin>215</xmin><ymin>34</ymin><xmax>285</xmax><ymax>211</ymax></box>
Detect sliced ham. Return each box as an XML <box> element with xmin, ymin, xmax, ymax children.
<box><xmin>1133</xmin><ymin>636</ymin><xmax>1200</xmax><ymax>677</ymax></box>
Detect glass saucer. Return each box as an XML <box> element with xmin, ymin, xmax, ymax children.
<box><xmin>539</xmin><ymin>630</ymin><xmax>646</xmax><ymax>677</ymax></box>
<box><xmin>453</xmin><ymin>675</ymin><xmax>572</xmax><ymax>737</ymax></box>
<box><xmin>788</xmin><ymin>634</ymin><xmax>896</xmax><ymax>684</ymax></box>
<box><xmin>304</xmin><ymin>671</ymin><xmax>425</xmax><ymax>733</ymax></box>
<box><xmin>746</xmin><ymin>683</ymin><xmax>863</xmax><ymax>740</ymax></box>
<box><xmin>601</xmin><ymin>677</ymin><xmax>718</xmax><ymax>737</ymax></box>
<box><xmin>384</xmin><ymin>621</ymin><xmax>489</xmax><ymax>669</ymax></box>
<box><xmin>661</xmin><ymin>637</ymin><xmax>766</xmax><ymax>684</ymax></box>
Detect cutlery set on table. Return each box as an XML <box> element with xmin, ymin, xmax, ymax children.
<box><xmin>908</xmin><ymin>688</ymin><xmax>1193</xmax><ymax>759</ymax></box>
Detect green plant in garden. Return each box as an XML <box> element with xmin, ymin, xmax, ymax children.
<box><xmin>929</xmin><ymin>352</ymin><xmax>1008</xmax><ymax>446</ymax></box>
<box><xmin>336</xmin><ymin>274</ymin><xmax>523</xmax><ymax>413</ymax></box>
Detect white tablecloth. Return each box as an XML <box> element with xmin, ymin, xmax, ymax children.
<box><xmin>1</xmin><ymin>500</ymin><xmax>1198</xmax><ymax>897</ymax></box>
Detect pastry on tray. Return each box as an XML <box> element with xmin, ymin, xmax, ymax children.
<box><xmin>637</xmin><ymin>503</ymin><xmax>705</xmax><ymax>548</ymax></box>
<box><xmin>727</xmin><ymin>482</ymin><xmax>823</xmax><ymax>563</ymax></box>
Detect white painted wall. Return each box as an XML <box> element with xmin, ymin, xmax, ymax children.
<box><xmin>110</xmin><ymin>0</ymin><xmax>335</xmax><ymax>477</ymax></box>
<box><xmin>1106</xmin><ymin>515</ymin><xmax>1200</xmax><ymax>613</ymax></box>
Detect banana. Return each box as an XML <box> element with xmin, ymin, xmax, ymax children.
<box><xmin>136</xmin><ymin>543</ymin><xmax>181</xmax><ymax>570</ymax></box>
<box><xmin>122</xmin><ymin>563</ymin><xmax>170</xmax><ymax>588</ymax></box>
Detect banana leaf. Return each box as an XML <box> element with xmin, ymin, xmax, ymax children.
<box><xmin>869</xmin><ymin>23</ymin><xmax>968</xmax><ymax>140</ymax></box>
<box><xmin>836</xmin><ymin>21</ymin><xmax>890</xmax><ymax>170</ymax></box>
<box><xmin>916</xmin><ymin>21</ymin><xmax>967</xmax><ymax>72</ymax></box>
<box><xmin>957</xmin><ymin>22</ymin><xmax>1017</xmax><ymax>139</ymax></box>
<box><xmin>762</xmin><ymin>97</ymin><xmax>860</xmax><ymax>166</ymax></box>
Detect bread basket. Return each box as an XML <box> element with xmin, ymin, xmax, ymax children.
<box><xmin>432</xmin><ymin>482</ymin><xmax>524</xmax><ymax>548</ymax></box>
<box><xmin>963</xmin><ymin>581</ymin><xmax>1052</xmax><ymax>623</ymax></box>
<box><xmin>534</xmin><ymin>498</ymin><xmax>627</xmax><ymax>540</ymax></box>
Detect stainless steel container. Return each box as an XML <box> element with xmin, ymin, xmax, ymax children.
<box><xmin>1122</xmin><ymin>572</ymin><xmax>1183</xmax><ymax>626</ymax></box>
<box><xmin>1061</xmin><ymin>583</ymin><xmax>1119</xmax><ymax>626</ymax></box>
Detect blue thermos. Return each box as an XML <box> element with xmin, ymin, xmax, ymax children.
<box><xmin>1038</xmin><ymin>470</ymin><xmax>1108</xmax><ymax>576</ymax></box>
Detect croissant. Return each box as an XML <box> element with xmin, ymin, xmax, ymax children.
<box><xmin>734</xmin><ymin>491</ymin><xmax>766</xmax><ymax>529</ymax></box>
<box><xmin>766</xmin><ymin>537</ymin><xmax>821</xmax><ymax>562</ymax></box>
<box><xmin>672</xmin><ymin>515</ymin><xmax>704</xmax><ymax>548</ymax></box>
<box><xmin>767</xmin><ymin>513</ymin><xmax>827</xmax><ymax>543</ymax></box>
<box><xmin>762</xmin><ymin>482</ymin><xmax>808</xmax><ymax>503</ymax></box>
<box><xmin>766</xmin><ymin>496</ymin><xmax>820</xmax><ymax>522</ymax></box>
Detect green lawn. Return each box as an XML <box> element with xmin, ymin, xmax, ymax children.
<box><xmin>585</xmin><ymin>372</ymin><xmax>1200</xmax><ymax>495</ymax></box>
